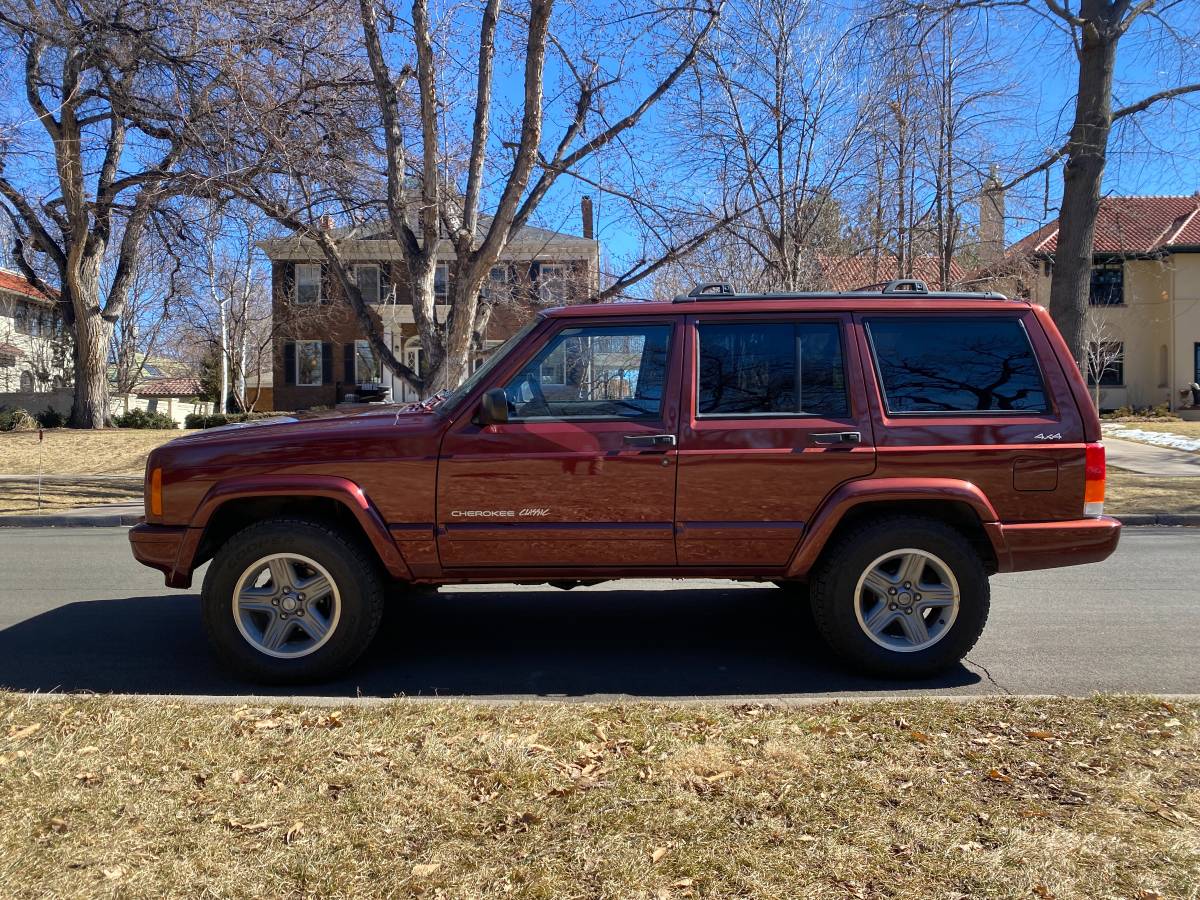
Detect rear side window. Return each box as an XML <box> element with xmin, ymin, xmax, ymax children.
<box><xmin>866</xmin><ymin>316</ymin><xmax>1048</xmax><ymax>414</ymax></box>
<box><xmin>697</xmin><ymin>322</ymin><xmax>848</xmax><ymax>417</ymax></box>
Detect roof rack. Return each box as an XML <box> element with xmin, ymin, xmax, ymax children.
<box><xmin>673</xmin><ymin>280</ymin><xmax>1009</xmax><ymax>303</ymax></box>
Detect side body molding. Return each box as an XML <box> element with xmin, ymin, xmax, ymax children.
<box><xmin>172</xmin><ymin>475</ymin><xmax>412</xmax><ymax>586</ymax></box>
<box><xmin>784</xmin><ymin>477</ymin><xmax>1006</xmax><ymax>579</ymax></box>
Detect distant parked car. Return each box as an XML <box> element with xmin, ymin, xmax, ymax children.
<box><xmin>130</xmin><ymin>280</ymin><xmax>1119</xmax><ymax>683</ymax></box>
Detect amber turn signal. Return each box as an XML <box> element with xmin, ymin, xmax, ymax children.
<box><xmin>150</xmin><ymin>467</ymin><xmax>163</xmax><ymax>517</ymax></box>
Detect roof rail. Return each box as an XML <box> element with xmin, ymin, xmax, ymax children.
<box><xmin>675</xmin><ymin>282</ymin><xmax>735</xmax><ymax>301</ymax></box>
<box><xmin>671</xmin><ymin>280</ymin><xmax>1011</xmax><ymax>304</ymax></box>
<box><xmin>882</xmin><ymin>278</ymin><xmax>928</xmax><ymax>294</ymax></box>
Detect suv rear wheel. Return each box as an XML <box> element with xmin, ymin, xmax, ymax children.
<box><xmin>810</xmin><ymin>516</ymin><xmax>989</xmax><ymax>677</ymax></box>
<box><xmin>201</xmin><ymin>519</ymin><xmax>385</xmax><ymax>683</ymax></box>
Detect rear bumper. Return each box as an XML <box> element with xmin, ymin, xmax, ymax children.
<box><xmin>128</xmin><ymin>523</ymin><xmax>193</xmax><ymax>589</ymax></box>
<box><xmin>992</xmin><ymin>515</ymin><xmax>1121</xmax><ymax>573</ymax></box>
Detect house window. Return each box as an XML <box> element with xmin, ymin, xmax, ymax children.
<box><xmin>295</xmin><ymin>264</ymin><xmax>322</xmax><ymax>305</ymax></box>
<box><xmin>482</xmin><ymin>266</ymin><xmax>508</xmax><ymax>301</ymax></box>
<box><xmin>434</xmin><ymin>264</ymin><xmax>449</xmax><ymax>301</ymax></box>
<box><xmin>19</xmin><ymin>370</ymin><xmax>34</xmax><ymax>392</ymax></box>
<box><xmin>14</xmin><ymin>302</ymin><xmax>29</xmax><ymax>335</ymax></box>
<box><xmin>296</xmin><ymin>340</ymin><xmax>323</xmax><ymax>385</ymax></box>
<box><xmin>0</xmin><ymin>352</ymin><xmax>15</xmax><ymax>368</ymax></box>
<box><xmin>355</xmin><ymin>265</ymin><xmax>381</xmax><ymax>304</ymax></box>
<box><xmin>538</xmin><ymin>264</ymin><xmax>568</xmax><ymax>305</ymax></box>
<box><xmin>1087</xmin><ymin>341</ymin><xmax>1124</xmax><ymax>387</ymax></box>
<box><xmin>355</xmin><ymin>339</ymin><xmax>381</xmax><ymax>383</ymax></box>
<box><xmin>1089</xmin><ymin>263</ymin><xmax>1124</xmax><ymax>306</ymax></box>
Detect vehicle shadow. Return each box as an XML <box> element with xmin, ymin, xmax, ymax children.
<box><xmin>0</xmin><ymin>586</ymin><xmax>981</xmax><ymax>698</ymax></box>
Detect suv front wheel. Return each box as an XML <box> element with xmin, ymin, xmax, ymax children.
<box><xmin>201</xmin><ymin>519</ymin><xmax>385</xmax><ymax>683</ymax></box>
<box><xmin>810</xmin><ymin>516</ymin><xmax>989</xmax><ymax>677</ymax></box>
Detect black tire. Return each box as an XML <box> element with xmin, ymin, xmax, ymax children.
<box><xmin>809</xmin><ymin>516</ymin><xmax>989</xmax><ymax>678</ymax></box>
<box><xmin>201</xmin><ymin>518</ymin><xmax>385</xmax><ymax>684</ymax></box>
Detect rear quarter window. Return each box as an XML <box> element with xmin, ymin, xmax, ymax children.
<box><xmin>865</xmin><ymin>316</ymin><xmax>1048</xmax><ymax>414</ymax></box>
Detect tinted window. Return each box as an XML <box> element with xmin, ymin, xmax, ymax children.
<box><xmin>502</xmin><ymin>324</ymin><xmax>672</xmax><ymax>420</ymax></box>
<box><xmin>866</xmin><ymin>317</ymin><xmax>1047</xmax><ymax>413</ymax></box>
<box><xmin>697</xmin><ymin>322</ymin><xmax>847</xmax><ymax>417</ymax></box>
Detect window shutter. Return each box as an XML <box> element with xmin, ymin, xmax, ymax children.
<box><xmin>283</xmin><ymin>342</ymin><xmax>296</xmax><ymax>385</ymax></box>
<box><xmin>379</xmin><ymin>262</ymin><xmax>392</xmax><ymax>302</ymax></box>
<box><xmin>344</xmin><ymin>343</ymin><xmax>356</xmax><ymax>383</ymax></box>
<box><xmin>320</xmin><ymin>264</ymin><xmax>331</xmax><ymax>304</ymax></box>
<box><xmin>322</xmin><ymin>342</ymin><xmax>334</xmax><ymax>384</ymax></box>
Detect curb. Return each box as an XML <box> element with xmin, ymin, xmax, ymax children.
<box><xmin>0</xmin><ymin>511</ymin><xmax>143</xmax><ymax>528</ymax></box>
<box><xmin>1109</xmin><ymin>514</ymin><xmax>1200</xmax><ymax>526</ymax></box>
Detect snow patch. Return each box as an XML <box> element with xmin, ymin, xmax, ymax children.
<box><xmin>1102</xmin><ymin>424</ymin><xmax>1200</xmax><ymax>453</ymax></box>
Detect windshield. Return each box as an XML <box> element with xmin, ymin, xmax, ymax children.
<box><xmin>436</xmin><ymin>318</ymin><xmax>542</xmax><ymax>414</ymax></box>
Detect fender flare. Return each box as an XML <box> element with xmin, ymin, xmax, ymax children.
<box><xmin>784</xmin><ymin>477</ymin><xmax>1007</xmax><ymax>579</ymax></box>
<box><xmin>175</xmin><ymin>474</ymin><xmax>412</xmax><ymax>583</ymax></box>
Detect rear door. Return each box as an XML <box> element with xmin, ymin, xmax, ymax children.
<box><xmin>436</xmin><ymin>316</ymin><xmax>683</xmax><ymax>569</ymax></box>
<box><xmin>674</xmin><ymin>312</ymin><xmax>877</xmax><ymax>566</ymax></box>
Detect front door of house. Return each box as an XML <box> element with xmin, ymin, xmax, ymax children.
<box><xmin>436</xmin><ymin>317</ymin><xmax>683</xmax><ymax>569</ymax></box>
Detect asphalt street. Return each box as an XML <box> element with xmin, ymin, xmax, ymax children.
<box><xmin>0</xmin><ymin>526</ymin><xmax>1195</xmax><ymax>700</ymax></box>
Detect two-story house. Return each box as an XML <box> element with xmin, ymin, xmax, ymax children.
<box><xmin>1011</xmin><ymin>194</ymin><xmax>1200</xmax><ymax>416</ymax></box>
<box><xmin>258</xmin><ymin>202</ymin><xmax>600</xmax><ymax>411</ymax></box>
<box><xmin>0</xmin><ymin>268</ymin><xmax>71</xmax><ymax>409</ymax></box>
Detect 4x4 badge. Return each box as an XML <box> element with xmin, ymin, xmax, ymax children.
<box><xmin>1033</xmin><ymin>433</ymin><xmax>1062</xmax><ymax>441</ymax></box>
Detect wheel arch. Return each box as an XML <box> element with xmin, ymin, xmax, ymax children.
<box><xmin>785</xmin><ymin>478</ymin><xmax>1005</xmax><ymax>580</ymax></box>
<box><xmin>180</xmin><ymin>476</ymin><xmax>411</xmax><ymax>584</ymax></box>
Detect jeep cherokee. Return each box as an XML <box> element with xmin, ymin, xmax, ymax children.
<box><xmin>129</xmin><ymin>281</ymin><xmax>1121</xmax><ymax>683</ymax></box>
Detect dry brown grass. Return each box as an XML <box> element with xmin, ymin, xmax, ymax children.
<box><xmin>0</xmin><ymin>695</ymin><xmax>1195</xmax><ymax>899</ymax></box>
<box><xmin>0</xmin><ymin>478</ymin><xmax>142</xmax><ymax>514</ymax></box>
<box><xmin>0</xmin><ymin>428</ymin><xmax>183</xmax><ymax>477</ymax></box>
<box><xmin>1107</xmin><ymin>468</ymin><xmax>1200</xmax><ymax>515</ymax></box>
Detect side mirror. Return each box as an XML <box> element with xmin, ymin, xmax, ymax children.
<box><xmin>475</xmin><ymin>387</ymin><xmax>509</xmax><ymax>426</ymax></box>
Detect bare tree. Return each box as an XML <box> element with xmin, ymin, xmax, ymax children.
<box><xmin>0</xmin><ymin>0</ymin><xmax>249</xmax><ymax>426</ymax></box>
<box><xmin>203</xmin><ymin>0</ymin><xmax>739</xmax><ymax>395</ymax></box>
<box><xmin>1083</xmin><ymin>306</ymin><xmax>1122</xmax><ymax>409</ymax></box>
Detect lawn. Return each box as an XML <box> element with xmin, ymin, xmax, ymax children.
<box><xmin>0</xmin><ymin>694</ymin><xmax>1194</xmax><ymax>898</ymax></box>
<box><xmin>0</xmin><ymin>428</ymin><xmax>184</xmax><ymax>476</ymax></box>
<box><xmin>1104</xmin><ymin>420</ymin><xmax>1200</xmax><ymax>439</ymax></box>
<box><xmin>1107</xmin><ymin>467</ymin><xmax>1200</xmax><ymax>515</ymax></box>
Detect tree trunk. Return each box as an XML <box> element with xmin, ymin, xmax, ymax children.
<box><xmin>1049</xmin><ymin>7</ymin><xmax>1117</xmax><ymax>373</ymax></box>
<box><xmin>70</xmin><ymin>309</ymin><xmax>114</xmax><ymax>428</ymax></box>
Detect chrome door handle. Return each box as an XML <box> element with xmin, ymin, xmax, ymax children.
<box><xmin>811</xmin><ymin>431</ymin><xmax>861</xmax><ymax>446</ymax></box>
<box><xmin>624</xmin><ymin>433</ymin><xmax>677</xmax><ymax>448</ymax></box>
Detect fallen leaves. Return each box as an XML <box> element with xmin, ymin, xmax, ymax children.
<box><xmin>651</xmin><ymin>846</ymin><xmax>668</xmax><ymax>864</ymax></box>
<box><xmin>411</xmin><ymin>862</ymin><xmax>440</xmax><ymax>878</ymax></box>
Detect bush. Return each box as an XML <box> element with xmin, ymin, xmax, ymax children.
<box><xmin>36</xmin><ymin>407</ymin><xmax>68</xmax><ymax>429</ymax></box>
<box><xmin>0</xmin><ymin>407</ymin><xmax>37</xmax><ymax>432</ymax></box>
<box><xmin>183</xmin><ymin>410</ymin><xmax>285</xmax><ymax>429</ymax></box>
<box><xmin>113</xmin><ymin>408</ymin><xmax>177</xmax><ymax>429</ymax></box>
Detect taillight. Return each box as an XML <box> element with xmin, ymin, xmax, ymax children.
<box><xmin>149</xmin><ymin>467</ymin><xmax>163</xmax><ymax>517</ymax></box>
<box><xmin>1084</xmin><ymin>443</ymin><xmax>1105</xmax><ymax>517</ymax></box>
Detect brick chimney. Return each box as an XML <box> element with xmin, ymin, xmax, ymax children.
<box><xmin>319</xmin><ymin>214</ymin><xmax>335</xmax><ymax>231</ymax></box>
<box><xmin>581</xmin><ymin>195</ymin><xmax>594</xmax><ymax>240</ymax></box>
<box><xmin>979</xmin><ymin>165</ymin><xmax>1005</xmax><ymax>262</ymax></box>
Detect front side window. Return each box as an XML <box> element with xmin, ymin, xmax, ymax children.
<box><xmin>355</xmin><ymin>265</ymin><xmax>381</xmax><ymax>304</ymax></box>
<box><xmin>296</xmin><ymin>340</ymin><xmax>323</xmax><ymax>386</ymax></box>
<box><xmin>501</xmin><ymin>323</ymin><xmax>672</xmax><ymax>421</ymax></box>
<box><xmin>295</xmin><ymin>264</ymin><xmax>322</xmax><ymax>305</ymax></box>
<box><xmin>697</xmin><ymin>322</ymin><xmax>847</xmax><ymax>417</ymax></box>
<box><xmin>1089</xmin><ymin>263</ymin><xmax>1124</xmax><ymax>306</ymax></box>
<box><xmin>355</xmin><ymin>339</ymin><xmax>381</xmax><ymax>383</ymax></box>
<box><xmin>866</xmin><ymin>317</ymin><xmax>1048</xmax><ymax>414</ymax></box>
<box><xmin>538</xmin><ymin>264</ymin><xmax>568</xmax><ymax>305</ymax></box>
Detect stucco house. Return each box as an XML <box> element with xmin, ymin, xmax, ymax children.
<box><xmin>257</xmin><ymin>200</ymin><xmax>600</xmax><ymax>411</ymax></box>
<box><xmin>0</xmin><ymin>268</ymin><xmax>71</xmax><ymax>410</ymax></box>
<box><xmin>1011</xmin><ymin>194</ymin><xmax>1200</xmax><ymax>416</ymax></box>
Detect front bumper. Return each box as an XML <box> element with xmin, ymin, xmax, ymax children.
<box><xmin>993</xmin><ymin>515</ymin><xmax>1122</xmax><ymax>573</ymax></box>
<box><xmin>128</xmin><ymin>523</ymin><xmax>193</xmax><ymax>588</ymax></box>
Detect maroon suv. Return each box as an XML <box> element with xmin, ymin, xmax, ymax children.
<box><xmin>130</xmin><ymin>282</ymin><xmax>1120</xmax><ymax>683</ymax></box>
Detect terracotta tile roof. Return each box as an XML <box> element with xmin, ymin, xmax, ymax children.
<box><xmin>0</xmin><ymin>342</ymin><xmax>26</xmax><ymax>357</ymax></box>
<box><xmin>818</xmin><ymin>255</ymin><xmax>965</xmax><ymax>291</ymax></box>
<box><xmin>1010</xmin><ymin>194</ymin><xmax>1200</xmax><ymax>256</ymax></box>
<box><xmin>135</xmin><ymin>376</ymin><xmax>205</xmax><ymax>397</ymax></box>
<box><xmin>0</xmin><ymin>269</ymin><xmax>55</xmax><ymax>304</ymax></box>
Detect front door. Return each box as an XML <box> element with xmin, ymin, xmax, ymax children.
<box><xmin>437</xmin><ymin>317</ymin><xmax>683</xmax><ymax>569</ymax></box>
<box><xmin>674</xmin><ymin>313</ymin><xmax>877</xmax><ymax>566</ymax></box>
